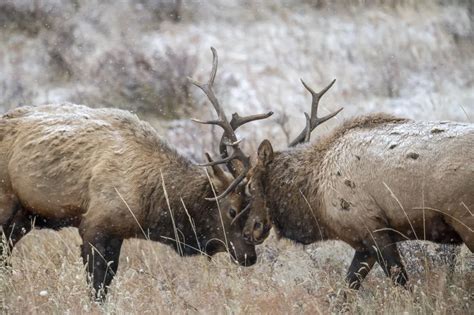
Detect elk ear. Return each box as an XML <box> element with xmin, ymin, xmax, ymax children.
<box><xmin>206</xmin><ymin>152</ymin><xmax>231</xmax><ymax>192</ymax></box>
<box><xmin>257</xmin><ymin>139</ymin><xmax>274</xmax><ymax>166</ymax></box>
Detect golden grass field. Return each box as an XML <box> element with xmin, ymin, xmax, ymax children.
<box><xmin>0</xmin><ymin>0</ymin><xmax>473</xmax><ymax>314</ymax></box>
<box><xmin>1</xmin><ymin>229</ymin><xmax>472</xmax><ymax>314</ymax></box>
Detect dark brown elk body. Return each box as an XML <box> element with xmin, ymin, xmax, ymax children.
<box><xmin>0</xmin><ymin>103</ymin><xmax>257</xmax><ymax>300</ymax></box>
<box><xmin>244</xmin><ymin>84</ymin><xmax>474</xmax><ymax>288</ymax></box>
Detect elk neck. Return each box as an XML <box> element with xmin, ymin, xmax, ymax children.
<box><xmin>262</xmin><ymin>114</ymin><xmax>410</xmax><ymax>245</ymax></box>
<box><xmin>136</xmin><ymin>153</ymin><xmax>217</xmax><ymax>249</ymax></box>
<box><xmin>263</xmin><ymin>144</ymin><xmax>329</xmax><ymax>244</ymax></box>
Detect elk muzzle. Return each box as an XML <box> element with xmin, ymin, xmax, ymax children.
<box><xmin>228</xmin><ymin>236</ymin><xmax>257</xmax><ymax>266</ymax></box>
<box><xmin>243</xmin><ymin>212</ymin><xmax>271</xmax><ymax>245</ymax></box>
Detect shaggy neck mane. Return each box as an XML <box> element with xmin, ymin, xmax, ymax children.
<box><xmin>137</xmin><ymin>146</ymin><xmax>216</xmax><ymax>240</ymax></box>
<box><xmin>148</xmin><ymin>167</ymin><xmax>213</xmax><ymax>211</ymax></box>
<box><xmin>264</xmin><ymin>113</ymin><xmax>408</xmax><ymax>244</ymax></box>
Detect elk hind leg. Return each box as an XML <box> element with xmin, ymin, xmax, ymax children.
<box><xmin>1</xmin><ymin>208</ymin><xmax>32</xmax><ymax>266</ymax></box>
<box><xmin>448</xmin><ymin>217</ymin><xmax>474</xmax><ymax>253</ymax></box>
<box><xmin>79</xmin><ymin>225</ymin><xmax>123</xmax><ymax>302</ymax></box>
<box><xmin>0</xmin><ymin>194</ymin><xmax>20</xmax><ymax>226</ymax></box>
<box><xmin>0</xmin><ymin>194</ymin><xmax>20</xmax><ymax>256</ymax></box>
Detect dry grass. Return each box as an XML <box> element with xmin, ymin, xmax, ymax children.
<box><xmin>1</xmin><ymin>229</ymin><xmax>472</xmax><ymax>314</ymax></box>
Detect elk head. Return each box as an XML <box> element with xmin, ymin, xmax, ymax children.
<box><xmin>242</xmin><ymin>79</ymin><xmax>343</xmax><ymax>245</ymax></box>
<box><xmin>189</xmin><ymin>47</ymin><xmax>272</xmax><ymax>264</ymax></box>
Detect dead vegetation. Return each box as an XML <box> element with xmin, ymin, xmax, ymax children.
<box><xmin>0</xmin><ymin>0</ymin><xmax>196</xmax><ymax>118</ymax></box>
<box><xmin>0</xmin><ymin>230</ymin><xmax>472</xmax><ymax>313</ymax></box>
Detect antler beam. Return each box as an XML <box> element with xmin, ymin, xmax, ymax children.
<box><xmin>189</xmin><ymin>47</ymin><xmax>273</xmax><ymax>200</ymax></box>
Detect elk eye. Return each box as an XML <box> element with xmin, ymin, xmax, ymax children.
<box><xmin>229</xmin><ymin>208</ymin><xmax>237</xmax><ymax>218</ymax></box>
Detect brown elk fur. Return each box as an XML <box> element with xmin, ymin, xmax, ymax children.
<box><xmin>0</xmin><ymin>103</ymin><xmax>256</xmax><ymax>300</ymax></box>
<box><xmin>244</xmin><ymin>113</ymin><xmax>473</xmax><ymax>288</ymax></box>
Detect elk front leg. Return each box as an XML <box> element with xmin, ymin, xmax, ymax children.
<box><xmin>80</xmin><ymin>229</ymin><xmax>123</xmax><ymax>302</ymax></box>
<box><xmin>372</xmin><ymin>235</ymin><xmax>408</xmax><ymax>287</ymax></box>
<box><xmin>346</xmin><ymin>249</ymin><xmax>376</xmax><ymax>289</ymax></box>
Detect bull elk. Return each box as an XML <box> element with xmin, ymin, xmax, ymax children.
<box><xmin>242</xmin><ymin>79</ymin><xmax>473</xmax><ymax>289</ymax></box>
<box><xmin>0</xmin><ymin>48</ymin><xmax>271</xmax><ymax>301</ymax></box>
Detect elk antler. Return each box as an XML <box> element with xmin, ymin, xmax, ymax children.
<box><xmin>218</xmin><ymin>111</ymin><xmax>273</xmax><ymax>175</ymax></box>
<box><xmin>189</xmin><ymin>47</ymin><xmax>273</xmax><ymax>200</ymax></box>
<box><xmin>288</xmin><ymin>79</ymin><xmax>343</xmax><ymax>147</ymax></box>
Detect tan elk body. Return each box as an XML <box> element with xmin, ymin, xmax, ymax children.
<box><xmin>259</xmin><ymin>115</ymin><xmax>473</xmax><ymax>245</ymax></box>
<box><xmin>0</xmin><ymin>48</ymin><xmax>271</xmax><ymax>301</ymax></box>
<box><xmin>0</xmin><ymin>48</ymin><xmax>272</xmax><ymax>300</ymax></box>
<box><xmin>243</xmin><ymin>81</ymin><xmax>474</xmax><ymax>288</ymax></box>
<box><xmin>0</xmin><ymin>103</ymin><xmax>259</xmax><ymax>300</ymax></box>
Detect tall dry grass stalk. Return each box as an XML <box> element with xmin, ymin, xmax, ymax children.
<box><xmin>0</xmin><ymin>226</ymin><xmax>472</xmax><ymax>313</ymax></box>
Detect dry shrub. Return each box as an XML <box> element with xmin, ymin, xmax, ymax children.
<box><xmin>149</xmin><ymin>48</ymin><xmax>198</xmax><ymax>118</ymax></box>
<box><xmin>71</xmin><ymin>47</ymin><xmax>198</xmax><ymax>119</ymax></box>
<box><xmin>0</xmin><ymin>2</ymin><xmax>56</xmax><ymax>36</ymax></box>
<box><xmin>139</xmin><ymin>0</ymin><xmax>183</xmax><ymax>23</ymax></box>
<box><xmin>301</xmin><ymin>0</ymin><xmax>440</xmax><ymax>9</ymax></box>
<box><xmin>0</xmin><ymin>0</ymin><xmax>196</xmax><ymax>119</ymax></box>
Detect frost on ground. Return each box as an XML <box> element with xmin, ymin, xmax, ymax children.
<box><xmin>0</xmin><ymin>0</ymin><xmax>473</xmax><ymax>313</ymax></box>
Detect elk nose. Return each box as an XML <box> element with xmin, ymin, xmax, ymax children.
<box><xmin>243</xmin><ymin>230</ymin><xmax>252</xmax><ymax>243</ymax></box>
<box><xmin>245</xmin><ymin>254</ymin><xmax>257</xmax><ymax>266</ymax></box>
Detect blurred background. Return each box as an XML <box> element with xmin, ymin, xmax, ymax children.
<box><xmin>1</xmin><ymin>0</ymin><xmax>472</xmax><ymax>159</ymax></box>
<box><xmin>0</xmin><ymin>1</ymin><xmax>472</xmax><ymax>313</ymax></box>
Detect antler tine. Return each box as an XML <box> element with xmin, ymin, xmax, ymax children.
<box><xmin>208</xmin><ymin>47</ymin><xmax>218</xmax><ymax>86</ymax></box>
<box><xmin>230</xmin><ymin>111</ymin><xmax>274</xmax><ymax>130</ymax></box>
<box><xmin>197</xmin><ymin>154</ymin><xmax>235</xmax><ymax>167</ymax></box>
<box><xmin>206</xmin><ymin>164</ymin><xmax>250</xmax><ymax>201</ymax></box>
<box><xmin>289</xmin><ymin>79</ymin><xmax>343</xmax><ymax>147</ymax></box>
<box><xmin>191</xmin><ymin>118</ymin><xmax>223</xmax><ymax>126</ymax></box>
<box><xmin>188</xmin><ymin>47</ymin><xmax>230</xmax><ymax>132</ymax></box>
<box><xmin>219</xmin><ymin>111</ymin><xmax>274</xmax><ymax>172</ymax></box>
